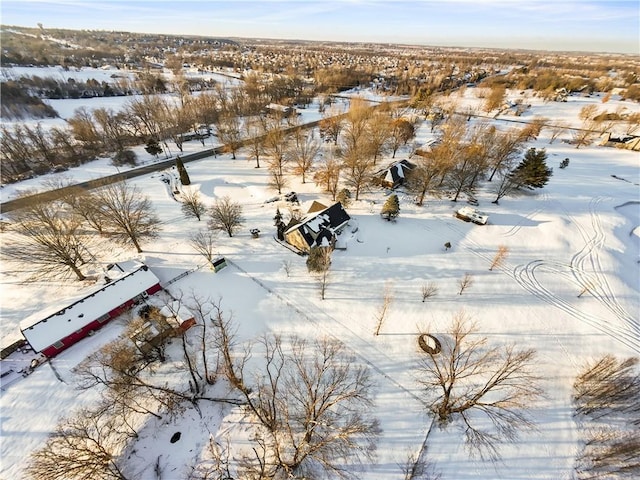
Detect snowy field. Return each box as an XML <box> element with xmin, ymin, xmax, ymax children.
<box><xmin>1</xmin><ymin>82</ymin><xmax>639</xmax><ymax>479</ymax></box>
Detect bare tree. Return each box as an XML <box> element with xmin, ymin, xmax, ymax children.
<box><xmin>572</xmin><ymin>105</ymin><xmax>600</xmax><ymax>149</ymax></box>
<box><xmin>244</xmin><ymin>117</ymin><xmax>266</xmax><ymax>168</ymax></box>
<box><xmin>489</xmin><ymin>245</ymin><xmax>510</xmax><ymax>271</ymax></box>
<box><xmin>389</xmin><ymin>117</ymin><xmax>416</xmax><ymax>158</ymax></box>
<box><xmin>264</xmin><ymin>120</ymin><xmax>290</xmax><ymax>176</ymax></box>
<box><xmin>238</xmin><ymin>335</ymin><xmax>381</xmax><ymax>479</ymax></box>
<box><xmin>421</xmin><ymin>282</ymin><xmax>438</xmax><ymax>302</ymax></box>
<box><xmin>406</xmin><ymin>149</ymin><xmax>448</xmax><ymax>206</ymax></box>
<box><xmin>216</xmin><ymin>113</ymin><xmax>243</xmax><ymax>159</ymax></box>
<box><xmin>491</xmin><ymin>167</ymin><xmax>519</xmax><ymax>205</ymax></box>
<box><xmin>457</xmin><ymin>273</ymin><xmax>473</xmax><ymax>295</ymax></box>
<box><xmin>313</xmin><ymin>152</ymin><xmax>342</xmax><ymax>200</ymax></box>
<box><xmin>3</xmin><ymin>196</ymin><xmax>96</xmax><ymax>281</ymax></box>
<box><xmin>289</xmin><ymin>129</ymin><xmax>320</xmax><ymax>183</ymax></box>
<box><xmin>374</xmin><ymin>283</ymin><xmax>394</xmax><ymax>336</ymax></box>
<box><xmin>548</xmin><ymin>121</ymin><xmax>568</xmax><ymax>144</ymax></box>
<box><xmin>365</xmin><ymin>111</ymin><xmax>391</xmax><ymax>164</ymax></box>
<box><xmin>180</xmin><ymin>188</ymin><xmax>207</xmax><ymax>221</ymax></box>
<box><xmin>26</xmin><ymin>407</ymin><xmax>129</xmax><ymax>480</ymax></box>
<box><xmin>418</xmin><ymin>312</ymin><xmax>542</xmax><ymax>461</ymax></box>
<box><xmin>190</xmin><ymin>229</ymin><xmax>217</xmax><ymax>263</ymax></box>
<box><xmin>483</xmin><ymin>84</ymin><xmax>507</xmax><ymax>113</ymax></box>
<box><xmin>486</xmin><ymin>125</ymin><xmax>529</xmax><ymax>182</ymax></box>
<box><xmin>67</xmin><ymin>107</ymin><xmax>103</xmax><ymax>155</ymax></box>
<box><xmin>208</xmin><ymin>195</ymin><xmax>244</xmax><ymax>237</ymax></box>
<box><xmin>268</xmin><ymin>168</ymin><xmax>288</xmax><ymax>194</ymax></box>
<box><xmin>23</xmin><ymin>123</ymin><xmax>58</xmax><ymax>168</ymax></box>
<box><xmin>307</xmin><ymin>246</ymin><xmax>333</xmax><ymax>300</ymax></box>
<box><xmin>319</xmin><ymin>112</ymin><xmax>343</xmax><ymax>145</ymax></box>
<box><xmin>92</xmin><ymin>182</ymin><xmax>161</xmax><ymax>253</ymax></box>
<box><xmin>342</xmin><ymin>149</ymin><xmax>374</xmax><ymax>201</ymax></box>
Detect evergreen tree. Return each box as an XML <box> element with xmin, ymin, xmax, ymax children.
<box><xmin>274</xmin><ymin>207</ymin><xmax>285</xmax><ymax>240</ymax></box>
<box><xmin>512</xmin><ymin>148</ymin><xmax>552</xmax><ymax>190</ymax></box>
<box><xmin>176</xmin><ymin>156</ymin><xmax>191</xmax><ymax>186</ymax></box>
<box><xmin>336</xmin><ymin>188</ymin><xmax>352</xmax><ymax>208</ymax></box>
<box><xmin>273</xmin><ymin>207</ymin><xmax>283</xmax><ymax>227</ymax></box>
<box><xmin>144</xmin><ymin>137</ymin><xmax>162</xmax><ymax>157</ymax></box>
<box><xmin>380</xmin><ymin>194</ymin><xmax>400</xmax><ymax>221</ymax></box>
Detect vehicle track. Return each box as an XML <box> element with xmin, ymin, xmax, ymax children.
<box><xmin>445</xmin><ymin>218</ymin><xmax>640</xmax><ymax>355</ymax></box>
<box><xmin>444</xmin><ymin>221</ymin><xmax>581</xmax><ymax>365</ymax></box>
<box><xmin>513</xmin><ymin>260</ymin><xmax>640</xmax><ymax>354</ymax></box>
<box><xmin>569</xmin><ymin>197</ymin><xmax>637</xmax><ymax>327</ymax></box>
<box><xmin>501</xmin><ymin>192</ymin><xmax>550</xmax><ymax>238</ymax></box>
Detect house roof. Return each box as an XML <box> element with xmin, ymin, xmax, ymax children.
<box><xmin>376</xmin><ymin>160</ymin><xmax>415</xmax><ymax>187</ymax></box>
<box><xmin>159</xmin><ymin>301</ymin><xmax>195</xmax><ymax>326</ymax></box>
<box><xmin>285</xmin><ymin>202</ymin><xmax>350</xmax><ymax>248</ymax></box>
<box><xmin>21</xmin><ymin>264</ymin><xmax>160</xmax><ymax>353</ymax></box>
<box><xmin>307</xmin><ymin>201</ymin><xmax>329</xmax><ymax>214</ymax></box>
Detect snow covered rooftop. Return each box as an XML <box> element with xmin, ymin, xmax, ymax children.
<box><xmin>20</xmin><ymin>265</ymin><xmax>160</xmax><ymax>353</ymax></box>
<box><xmin>159</xmin><ymin>301</ymin><xmax>195</xmax><ymax>326</ymax></box>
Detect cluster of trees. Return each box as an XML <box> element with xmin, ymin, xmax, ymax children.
<box><xmin>2</xmin><ymin>181</ymin><xmax>161</xmax><ymax>281</ymax></box>
<box><xmin>314</xmin><ymin>99</ymin><xmax>418</xmax><ymax>201</ymax></box>
<box><xmin>405</xmin><ymin>112</ymin><xmax>550</xmax><ymax>206</ymax></box>
<box><xmin>1</xmin><ymin>68</ymin><xmax>319</xmax><ymax>184</ymax></box>
<box><xmin>27</xmin><ymin>296</ymin><xmax>381</xmax><ymax>480</ymax></box>
<box><xmin>0</xmin><ymin>82</ymin><xmax>59</xmax><ymax>120</ymax></box>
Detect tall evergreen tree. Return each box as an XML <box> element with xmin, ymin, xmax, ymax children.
<box><xmin>176</xmin><ymin>156</ymin><xmax>191</xmax><ymax>185</ymax></box>
<box><xmin>380</xmin><ymin>194</ymin><xmax>400</xmax><ymax>221</ymax></box>
<box><xmin>273</xmin><ymin>207</ymin><xmax>283</xmax><ymax>227</ymax></box>
<box><xmin>274</xmin><ymin>207</ymin><xmax>285</xmax><ymax>240</ymax></box>
<box><xmin>512</xmin><ymin>148</ymin><xmax>553</xmax><ymax>190</ymax></box>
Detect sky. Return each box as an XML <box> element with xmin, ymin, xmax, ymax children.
<box><xmin>1</xmin><ymin>0</ymin><xmax>638</xmax><ymax>54</ymax></box>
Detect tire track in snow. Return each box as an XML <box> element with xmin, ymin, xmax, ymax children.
<box><xmin>443</xmin><ymin>221</ymin><xmax>580</xmax><ymax>365</ymax></box>
<box><xmin>513</xmin><ymin>260</ymin><xmax>640</xmax><ymax>354</ymax></box>
<box><xmin>444</xmin><ymin>219</ymin><xmax>640</xmax><ymax>355</ymax></box>
<box><xmin>501</xmin><ymin>192</ymin><xmax>550</xmax><ymax>238</ymax></box>
<box><xmin>568</xmin><ymin>197</ymin><xmax>637</xmax><ymax>329</ymax></box>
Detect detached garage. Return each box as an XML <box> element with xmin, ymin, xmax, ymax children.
<box><xmin>20</xmin><ymin>263</ymin><xmax>161</xmax><ymax>358</ymax></box>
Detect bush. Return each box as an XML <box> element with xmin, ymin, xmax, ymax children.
<box><xmin>112</xmin><ymin>149</ymin><xmax>137</xmax><ymax>167</ymax></box>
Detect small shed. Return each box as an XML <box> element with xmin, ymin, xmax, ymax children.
<box><xmin>20</xmin><ymin>262</ymin><xmax>161</xmax><ymax>358</ymax></box>
<box><xmin>160</xmin><ymin>302</ymin><xmax>196</xmax><ymax>333</ymax></box>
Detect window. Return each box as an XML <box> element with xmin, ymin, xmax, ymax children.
<box><xmin>96</xmin><ymin>314</ymin><xmax>110</xmax><ymax>324</ymax></box>
<box><xmin>52</xmin><ymin>341</ymin><xmax>64</xmax><ymax>350</ymax></box>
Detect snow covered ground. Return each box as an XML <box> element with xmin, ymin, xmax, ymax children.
<box><xmin>1</xmin><ymin>83</ymin><xmax>639</xmax><ymax>479</ymax></box>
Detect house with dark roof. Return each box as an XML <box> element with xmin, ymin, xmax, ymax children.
<box><xmin>374</xmin><ymin>159</ymin><xmax>415</xmax><ymax>189</ymax></box>
<box><xmin>20</xmin><ymin>262</ymin><xmax>162</xmax><ymax>358</ymax></box>
<box><xmin>599</xmin><ymin>133</ymin><xmax>640</xmax><ymax>151</ymax></box>
<box><xmin>284</xmin><ymin>202</ymin><xmax>350</xmax><ymax>253</ymax></box>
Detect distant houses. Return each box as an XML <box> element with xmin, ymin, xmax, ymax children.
<box><xmin>284</xmin><ymin>202</ymin><xmax>350</xmax><ymax>253</ymax></box>
<box><xmin>20</xmin><ymin>261</ymin><xmax>162</xmax><ymax>358</ymax></box>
